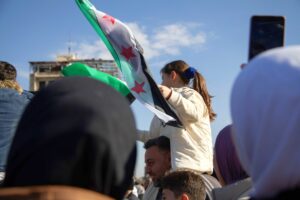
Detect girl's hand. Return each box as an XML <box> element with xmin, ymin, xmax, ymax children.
<box><xmin>158</xmin><ymin>85</ymin><xmax>172</xmax><ymax>100</ymax></box>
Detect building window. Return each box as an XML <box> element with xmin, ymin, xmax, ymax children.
<box><xmin>39</xmin><ymin>67</ymin><xmax>51</xmax><ymax>73</ymax></box>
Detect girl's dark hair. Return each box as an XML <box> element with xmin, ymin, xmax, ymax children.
<box><xmin>161</xmin><ymin>60</ymin><xmax>216</xmax><ymax>121</ymax></box>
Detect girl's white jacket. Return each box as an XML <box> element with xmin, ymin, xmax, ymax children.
<box><xmin>138</xmin><ymin>87</ymin><xmax>213</xmax><ymax>174</ymax></box>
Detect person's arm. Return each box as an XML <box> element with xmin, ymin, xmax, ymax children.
<box><xmin>137</xmin><ymin>129</ymin><xmax>151</xmax><ymax>142</ymax></box>
<box><xmin>136</xmin><ymin>117</ymin><xmax>161</xmax><ymax>142</ymax></box>
<box><xmin>159</xmin><ymin>86</ymin><xmax>205</xmax><ymax>122</ymax></box>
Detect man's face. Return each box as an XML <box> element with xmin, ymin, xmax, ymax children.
<box><xmin>145</xmin><ymin>146</ymin><xmax>171</xmax><ymax>184</ymax></box>
<box><xmin>162</xmin><ymin>189</ymin><xmax>181</xmax><ymax>200</ymax></box>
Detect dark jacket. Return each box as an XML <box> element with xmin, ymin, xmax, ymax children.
<box><xmin>3</xmin><ymin>77</ymin><xmax>137</xmax><ymax>200</ymax></box>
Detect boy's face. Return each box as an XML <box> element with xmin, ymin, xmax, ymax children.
<box><xmin>162</xmin><ymin>189</ymin><xmax>182</xmax><ymax>200</ymax></box>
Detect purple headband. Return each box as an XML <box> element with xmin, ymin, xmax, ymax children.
<box><xmin>183</xmin><ymin>66</ymin><xmax>196</xmax><ymax>80</ymax></box>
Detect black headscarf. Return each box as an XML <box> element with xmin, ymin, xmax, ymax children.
<box><xmin>3</xmin><ymin>76</ymin><xmax>137</xmax><ymax>200</ymax></box>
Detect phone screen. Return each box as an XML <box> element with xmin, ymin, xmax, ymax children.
<box><xmin>248</xmin><ymin>16</ymin><xmax>285</xmax><ymax>61</ymax></box>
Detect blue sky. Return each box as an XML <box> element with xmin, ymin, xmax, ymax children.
<box><xmin>1</xmin><ymin>0</ymin><xmax>300</xmax><ymax>177</ymax></box>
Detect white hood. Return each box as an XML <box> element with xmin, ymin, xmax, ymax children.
<box><xmin>230</xmin><ymin>46</ymin><xmax>300</xmax><ymax>198</ymax></box>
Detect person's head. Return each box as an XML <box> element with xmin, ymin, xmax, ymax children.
<box><xmin>0</xmin><ymin>61</ymin><xmax>22</xmax><ymax>93</ymax></box>
<box><xmin>214</xmin><ymin>124</ymin><xmax>248</xmax><ymax>186</ymax></box>
<box><xmin>144</xmin><ymin>136</ymin><xmax>171</xmax><ymax>185</ymax></box>
<box><xmin>231</xmin><ymin>46</ymin><xmax>300</xmax><ymax>198</ymax></box>
<box><xmin>160</xmin><ymin>60</ymin><xmax>216</xmax><ymax>121</ymax></box>
<box><xmin>0</xmin><ymin>61</ymin><xmax>17</xmax><ymax>81</ymax></box>
<box><xmin>3</xmin><ymin>76</ymin><xmax>137</xmax><ymax>200</ymax></box>
<box><xmin>161</xmin><ymin>170</ymin><xmax>206</xmax><ymax>200</ymax></box>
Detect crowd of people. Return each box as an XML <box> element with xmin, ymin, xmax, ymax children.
<box><xmin>0</xmin><ymin>45</ymin><xmax>300</xmax><ymax>200</ymax></box>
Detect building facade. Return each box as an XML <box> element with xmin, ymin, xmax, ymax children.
<box><xmin>29</xmin><ymin>55</ymin><xmax>119</xmax><ymax>91</ymax></box>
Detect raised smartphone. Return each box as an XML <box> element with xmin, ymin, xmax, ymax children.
<box><xmin>248</xmin><ymin>15</ymin><xmax>285</xmax><ymax>61</ymax></box>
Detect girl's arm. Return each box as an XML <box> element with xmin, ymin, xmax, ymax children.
<box><xmin>168</xmin><ymin>88</ymin><xmax>206</xmax><ymax>122</ymax></box>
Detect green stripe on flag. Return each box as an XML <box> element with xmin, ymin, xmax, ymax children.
<box><xmin>62</xmin><ymin>62</ymin><xmax>132</xmax><ymax>98</ymax></box>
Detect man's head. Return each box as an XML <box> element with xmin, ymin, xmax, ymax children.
<box><xmin>144</xmin><ymin>136</ymin><xmax>171</xmax><ymax>185</ymax></box>
<box><xmin>161</xmin><ymin>170</ymin><xmax>206</xmax><ymax>200</ymax></box>
<box><xmin>0</xmin><ymin>61</ymin><xmax>23</xmax><ymax>94</ymax></box>
<box><xmin>0</xmin><ymin>61</ymin><xmax>17</xmax><ymax>81</ymax></box>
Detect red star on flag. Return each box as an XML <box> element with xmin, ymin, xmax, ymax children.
<box><xmin>131</xmin><ymin>81</ymin><xmax>146</xmax><ymax>94</ymax></box>
<box><xmin>121</xmin><ymin>46</ymin><xmax>135</xmax><ymax>60</ymax></box>
<box><xmin>102</xmin><ymin>15</ymin><xmax>115</xmax><ymax>24</ymax></box>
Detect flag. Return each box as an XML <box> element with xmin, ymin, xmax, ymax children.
<box><xmin>62</xmin><ymin>62</ymin><xmax>135</xmax><ymax>104</ymax></box>
<box><xmin>76</xmin><ymin>0</ymin><xmax>182</xmax><ymax>127</ymax></box>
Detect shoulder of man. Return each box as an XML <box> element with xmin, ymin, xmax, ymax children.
<box><xmin>211</xmin><ymin>178</ymin><xmax>252</xmax><ymax>200</ymax></box>
<box><xmin>200</xmin><ymin>174</ymin><xmax>222</xmax><ymax>200</ymax></box>
<box><xmin>142</xmin><ymin>182</ymin><xmax>159</xmax><ymax>200</ymax></box>
<box><xmin>21</xmin><ymin>90</ymin><xmax>35</xmax><ymax>100</ymax></box>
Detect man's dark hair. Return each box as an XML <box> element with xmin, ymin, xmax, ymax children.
<box><xmin>0</xmin><ymin>61</ymin><xmax>17</xmax><ymax>81</ymax></box>
<box><xmin>161</xmin><ymin>170</ymin><xmax>206</xmax><ymax>200</ymax></box>
<box><xmin>144</xmin><ymin>136</ymin><xmax>170</xmax><ymax>152</ymax></box>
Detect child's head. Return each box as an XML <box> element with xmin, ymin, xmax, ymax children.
<box><xmin>160</xmin><ymin>60</ymin><xmax>191</xmax><ymax>87</ymax></box>
<box><xmin>161</xmin><ymin>170</ymin><xmax>206</xmax><ymax>200</ymax></box>
<box><xmin>161</xmin><ymin>60</ymin><xmax>216</xmax><ymax>121</ymax></box>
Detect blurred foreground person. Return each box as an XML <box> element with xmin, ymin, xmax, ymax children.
<box><xmin>1</xmin><ymin>77</ymin><xmax>137</xmax><ymax>200</ymax></box>
<box><xmin>231</xmin><ymin>46</ymin><xmax>300</xmax><ymax>199</ymax></box>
